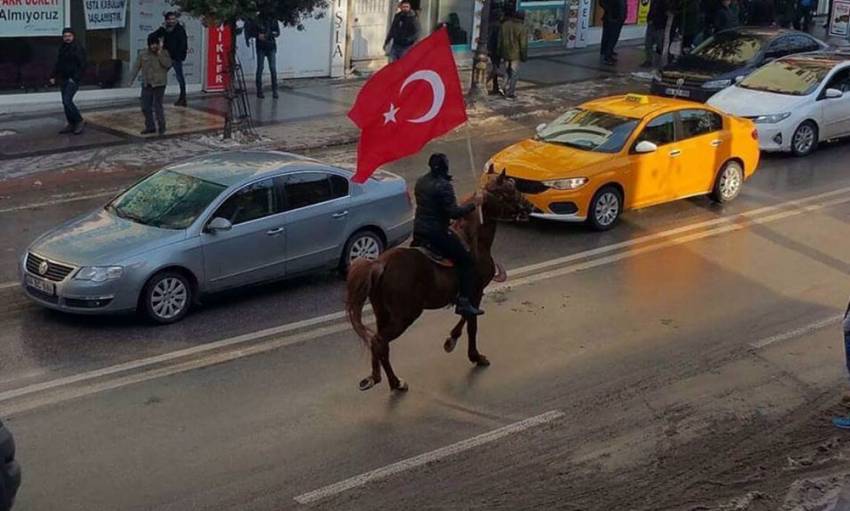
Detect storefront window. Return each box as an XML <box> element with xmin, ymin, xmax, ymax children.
<box><xmin>437</xmin><ymin>0</ymin><xmax>474</xmax><ymax>49</ymax></box>
<box><xmin>521</xmin><ymin>1</ymin><xmax>566</xmax><ymax>45</ymax></box>
<box><xmin>592</xmin><ymin>0</ymin><xmax>651</xmax><ymax>26</ymax></box>
<box><xmin>0</xmin><ymin>0</ymin><xmax>201</xmax><ymax>94</ymax></box>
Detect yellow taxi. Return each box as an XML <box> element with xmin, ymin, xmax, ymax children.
<box><xmin>485</xmin><ymin>94</ymin><xmax>760</xmax><ymax>230</ymax></box>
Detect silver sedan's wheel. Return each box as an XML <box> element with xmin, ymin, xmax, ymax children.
<box><xmin>143</xmin><ymin>271</ymin><xmax>192</xmax><ymax>324</ymax></box>
<box><xmin>711</xmin><ymin>161</ymin><xmax>743</xmax><ymax>203</ymax></box>
<box><xmin>791</xmin><ymin>121</ymin><xmax>818</xmax><ymax>157</ymax></box>
<box><xmin>588</xmin><ymin>187</ymin><xmax>622</xmax><ymax>231</ymax></box>
<box><xmin>341</xmin><ymin>231</ymin><xmax>385</xmax><ymax>271</ymax></box>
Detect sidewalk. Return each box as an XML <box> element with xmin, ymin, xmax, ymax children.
<box><xmin>0</xmin><ymin>42</ymin><xmax>645</xmax><ymax>164</ymax></box>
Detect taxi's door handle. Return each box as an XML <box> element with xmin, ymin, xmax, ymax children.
<box><xmin>669</xmin><ymin>149</ymin><xmax>682</xmax><ymax>157</ymax></box>
<box><xmin>710</xmin><ymin>139</ymin><xmax>722</xmax><ymax>147</ymax></box>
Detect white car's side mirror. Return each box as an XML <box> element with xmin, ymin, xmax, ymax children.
<box><xmin>206</xmin><ymin>217</ymin><xmax>233</xmax><ymax>233</ymax></box>
<box><xmin>826</xmin><ymin>88</ymin><xmax>844</xmax><ymax>99</ymax></box>
<box><xmin>536</xmin><ymin>123</ymin><xmax>547</xmax><ymax>133</ymax></box>
<box><xmin>734</xmin><ymin>75</ymin><xmax>745</xmax><ymax>84</ymax></box>
<box><xmin>634</xmin><ymin>140</ymin><xmax>659</xmax><ymax>154</ymax></box>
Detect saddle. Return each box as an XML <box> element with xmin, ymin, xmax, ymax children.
<box><xmin>412</xmin><ymin>245</ymin><xmax>455</xmax><ymax>268</ymax></box>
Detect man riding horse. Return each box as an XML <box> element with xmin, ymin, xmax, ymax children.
<box><xmin>413</xmin><ymin>153</ymin><xmax>484</xmax><ymax>318</ymax></box>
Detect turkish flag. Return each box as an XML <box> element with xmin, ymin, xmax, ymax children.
<box><xmin>348</xmin><ymin>28</ymin><xmax>468</xmax><ymax>183</ymax></box>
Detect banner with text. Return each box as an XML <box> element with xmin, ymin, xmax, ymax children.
<box><xmin>205</xmin><ymin>24</ymin><xmax>232</xmax><ymax>92</ymax></box>
<box><xmin>0</xmin><ymin>0</ymin><xmax>65</xmax><ymax>38</ymax></box>
<box><xmin>84</xmin><ymin>0</ymin><xmax>127</xmax><ymax>29</ymax></box>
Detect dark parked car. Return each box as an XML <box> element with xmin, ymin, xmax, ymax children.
<box><xmin>651</xmin><ymin>27</ymin><xmax>827</xmax><ymax>102</ymax></box>
<box><xmin>0</xmin><ymin>419</ymin><xmax>19</xmax><ymax>511</ymax></box>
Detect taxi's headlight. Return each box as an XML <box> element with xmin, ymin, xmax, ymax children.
<box><xmin>483</xmin><ymin>159</ymin><xmax>494</xmax><ymax>173</ymax></box>
<box><xmin>75</xmin><ymin>266</ymin><xmax>124</xmax><ymax>282</ymax></box>
<box><xmin>753</xmin><ymin>112</ymin><xmax>791</xmax><ymax>124</ymax></box>
<box><xmin>702</xmin><ymin>79</ymin><xmax>732</xmax><ymax>90</ymax></box>
<box><xmin>543</xmin><ymin>177</ymin><xmax>588</xmax><ymax>190</ymax></box>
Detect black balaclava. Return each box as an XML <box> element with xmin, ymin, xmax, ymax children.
<box><xmin>428</xmin><ymin>153</ymin><xmax>451</xmax><ymax>180</ymax></box>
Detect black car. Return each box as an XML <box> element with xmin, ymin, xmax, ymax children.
<box><xmin>651</xmin><ymin>27</ymin><xmax>827</xmax><ymax>102</ymax></box>
<box><xmin>0</xmin><ymin>420</ymin><xmax>19</xmax><ymax>511</ymax></box>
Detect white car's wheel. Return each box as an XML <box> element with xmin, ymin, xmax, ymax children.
<box><xmin>791</xmin><ymin>120</ymin><xmax>818</xmax><ymax>157</ymax></box>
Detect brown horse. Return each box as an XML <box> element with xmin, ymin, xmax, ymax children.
<box><xmin>346</xmin><ymin>168</ymin><xmax>533</xmax><ymax>392</ymax></box>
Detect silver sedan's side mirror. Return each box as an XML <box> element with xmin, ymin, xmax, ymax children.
<box><xmin>206</xmin><ymin>217</ymin><xmax>233</xmax><ymax>233</ymax></box>
<box><xmin>826</xmin><ymin>88</ymin><xmax>844</xmax><ymax>99</ymax></box>
<box><xmin>634</xmin><ymin>140</ymin><xmax>659</xmax><ymax>154</ymax></box>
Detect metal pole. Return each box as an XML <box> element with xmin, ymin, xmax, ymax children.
<box><xmin>468</xmin><ymin>0</ymin><xmax>492</xmax><ymax>99</ymax></box>
<box><xmin>465</xmin><ymin>121</ymin><xmax>485</xmax><ymax>223</ymax></box>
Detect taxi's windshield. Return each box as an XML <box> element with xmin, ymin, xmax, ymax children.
<box><xmin>536</xmin><ymin>109</ymin><xmax>640</xmax><ymax>153</ymax></box>
<box><xmin>739</xmin><ymin>58</ymin><xmax>833</xmax><ymax>95</ymax></box>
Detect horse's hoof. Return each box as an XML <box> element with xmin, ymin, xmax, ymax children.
<box><xmin>359</xmin><ymin>376</ymin><xmax>379</xmax><ymax>391</ymax></box>
<box><xmin>444</xmin><ymin>336</ymin><xmax>458</xmax><ymax>353</ymax></box>
<box><xmin>471</xmin><ymin>354</ymin><xmax>491</xmax><ymax>367</ymax></box>
<box><xmin>393</xmin><ymin>379</ymin><xmax>409</xmax><ymax>392</ymax></box>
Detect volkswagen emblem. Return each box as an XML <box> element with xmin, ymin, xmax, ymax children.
<box><xmin>676</xmin><ymin>78</ymin><xmax>685</xmax><ymax>87</ymax></box>
<box><xmin>38</xmin><ymin>261</ymin><xmax>49</xmax><ymax>275</ymax></box>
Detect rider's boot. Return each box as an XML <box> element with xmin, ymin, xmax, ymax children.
<box><xmin>455</xmin><ymin>297</ymin><xmax>484</xmax><ymax>317</ymax></box>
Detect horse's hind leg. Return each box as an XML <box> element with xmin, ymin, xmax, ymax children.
<box><xmin>444</xmin><ymin>318</ymin><xmax>466</xmax><ymax>353</ymax></box>
<box><xmin>467</xmin><ymin>294</ymin><xmax>490</xmax><ymax>367</ymax></box>
<box><xmin>359</xmin><ymin>344</ymin><xmax>383</xmax><ymax>391</ymax></box>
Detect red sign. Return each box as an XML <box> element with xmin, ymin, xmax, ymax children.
<box><xmin>205</xmin><ymin>24</ymin><xmax>232</xmax><ymax>92</ymax></box>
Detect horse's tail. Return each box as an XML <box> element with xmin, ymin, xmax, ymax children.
<box><xmin>346</xmin><ymin>258</ymin><xmax>384</xmax><ymax>349</ymax></box>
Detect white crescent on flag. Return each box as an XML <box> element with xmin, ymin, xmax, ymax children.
<box><xmin>399</xmin><ymin>70</ymin><xmax>446</xmax><ymax>124</ymax></box>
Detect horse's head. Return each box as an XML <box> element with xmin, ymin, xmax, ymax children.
<box><xmin>482</xmin><ymin>165</ymin><xmax>534</xmax><ymax>222</ymax></box>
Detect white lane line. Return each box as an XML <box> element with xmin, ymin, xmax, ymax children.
<box><xmin>0</xmin><ymin>190</ymin><xmax>117</xmax><ymax>214</ymax></box>
<box><xmin>0</xmin><ymin>282</ymin><xmax>17</xmax><ymax>290</ymax></box>
<box><xmin>4</xmin><ymin>188</ymin><xmax>850</xmax><ymax>412</ymax></box>
<box><xmin>749</xmin><ymin>315</ymin><xmax>842</xmax><ymax>349</ymax></box>
<box><xmin>293</xmin><ymin>410</ymin><xmax>565</xmax><ymax>505</ymax></box>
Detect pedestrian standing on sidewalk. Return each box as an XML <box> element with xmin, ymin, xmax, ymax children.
<box><xmin>793</xmin><ymin>0</ymin><xmax>815</xmax><ymax>31</ymax></box>
<box><xmin>50</xmin><ymin>27</ymin><xmax>87</xmax><ymax>135</ymax></box>
<box><xmin>714</xmin><ymin>0</ymin><xmax>741</xmax><ymax>31</ymax></box>
<box><xmin>129</xmin><ymin>34</ymin><xmax>172</xmax><ymax>136</ymax></box>
<box><xmin>245</xmin><ymin>6</ymin><xmax>280</xmax><ymax>99</ymax></box>
<box><xmin>384</xmin><ymin>1</ymin><xmax>421</xmax><ymax>63</ymax></box>
<box><xmin>498</xmin><ymin>9</ymin><xmax>528</xmax><ymax>100</ymax></box>
<box><xmin>833</xmin><ymin>300</ymin><xmax>850</xmax><ymax>429</ymax></box>
<box><xmin>487</xmin><ymin>7</ymin><xmax>506</xmax><ymax>95</ymax></box>
<box><xmin>153</xmin><ymin>12</ymin><xmax>188</xmax><ymax>106</ymax></box>
<box><xmin>642</xmin><ymin>0</ymin><xmax>671</xmax><ymax>68</ymax></box>
<box><xmin>600</xmin><ymin>0</ymin><xmax>626</xmax><ymax>65</ymax></box>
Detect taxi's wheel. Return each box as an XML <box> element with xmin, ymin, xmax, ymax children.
<box><xmin>711</xmin><ymin>160</ymin><xmax>744</xmax><ymax>203</ymax></box>
<box><xmin>791</xmin><ymin>120</ymin><xmax>818</xmax><ymax>157</ymax></box>
<box><xmin>587</xmin><ymin>186</ymin><xmax>622</xmax><ymax>231</ymax></box>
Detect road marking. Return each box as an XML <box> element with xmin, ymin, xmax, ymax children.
<box><xmin>3</xmin><ymin>187</ymin><xmax>850</xmax><ymax>414</ymax></box>
<box><xmin>749</xmin><ymin>315</ymin><xmax>842</xmax><ymax>349</ymax></box>
<box><xmin>0</xmin><ymin>190</ymin><xmax>117</xmax><ymax>214</ymax></box>
<box><xmin>293</xmin><ymin>410</ymin><xmax>565</xmax><ymax>505</ymax></box>
<box><xmin>0</xmin><ymin>282</ymin><xmax>17</xmax><ymax>290</ymax></box>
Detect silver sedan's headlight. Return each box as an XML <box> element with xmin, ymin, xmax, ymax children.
<box><xmin>75</xmin><ymin>266</ymin><xmax>124</xmax><ymax>282</ymax></box>
<box><xmin>542</xmin><ymin>177</ymin><xmax>588</xmax><ymax>190</ymax></box>
<box><xmin>702</xmin><ymin>79</ymin><xmax>732</xmax><ymax>90</ymax></box>
<box><xmin>753</xmin><ymin>113</ymin><xmax>791</xmax><ymax>124</ymax></box>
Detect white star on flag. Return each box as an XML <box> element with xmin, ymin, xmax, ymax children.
<box><xmin>382</xmin><ymin>103</ymin><xmax>399</xmax><ymax>125</ymax></box>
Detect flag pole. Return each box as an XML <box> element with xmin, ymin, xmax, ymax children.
<box><xmin>464</xmin><ymin>120</ymin><xmax>484</xmax><ymax>224</ymax></box>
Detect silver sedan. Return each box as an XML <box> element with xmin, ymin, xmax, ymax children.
<box><xmin>20</xmin><ymin>151</ymin><xmax>413</xmax><ymax>323</ymax></box>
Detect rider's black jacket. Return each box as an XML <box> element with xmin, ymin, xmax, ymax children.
<box><xmin>413</xmin><ymin>172</ymin><xmax>475</xmax><ymax>238</ymax></box>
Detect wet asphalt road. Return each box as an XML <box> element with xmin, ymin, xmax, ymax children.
<box><xmin>0</xmin><ymin>114</ymin><xmax>846</xmax><ymax>395</ymax></box>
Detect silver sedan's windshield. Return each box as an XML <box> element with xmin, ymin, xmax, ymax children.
<box><xmin>536</xmin><ymin>108</ymin><xmax>640</xmax><ymax>153</ymax></box>
<box><xmin>107</xmin><ymin>170</ymin><xmax>227</xmax><ymax>230</ymax></box>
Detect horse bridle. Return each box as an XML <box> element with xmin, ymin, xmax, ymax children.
<box><xmin>481</xmin><ymin>181</ymin><xmax>531</xmax><ymax>222</ymax></box>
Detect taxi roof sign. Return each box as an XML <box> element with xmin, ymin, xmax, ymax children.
<box><xmin>624</xmin><ymin>94</ymin><xmax>650</xmax><ymax>104</ymax></box>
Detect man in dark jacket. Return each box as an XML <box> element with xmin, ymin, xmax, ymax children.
<box><xmin>600</xmin><ymin>0</ymin><xmax>627</xmax><ymax>65</ymax></box>
<box><xmin>49</xmin><ymin>27</ymin><xmax>86</xmax><ymax>135</ymax></box>
<box><xmin>487</xmin><ymin>7</ymin><xmax>505</xmax><ymax>95</ymax></box>
<box><xmin>246</xmin><ymin>9</ymin><xmax>281</xmax><ymax>99</ymax></box>
<box><xmin>154</xmin><ymin>12</ymin><xmax>188</xmax><ymax>106</ymax></box>
<box><xmin>714</xmin><ymin>0</ymin><xmax>740</xmax><ymax>30</ymax></box>
<box><xmin>497</xmin><ymin>9</ymin><xmax>528</xmax><ymax>99</ymax></box>
<box><xmin>413</xmin><ymin>154</ymin><xmax>484</xmax><ymax>318</ymax></box>
<box><xmin>384</xmin><ymin>1</ymin><xmax>420</xmax><ymax>62</ymax></box>
<box><xmin>643</xmin><ymin>0</ymin><xmax>671</xmax><ymax>67</ymax></box>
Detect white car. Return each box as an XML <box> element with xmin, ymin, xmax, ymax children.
<box><xmin>707</xmin><ymin>51</ymin><xmax>850</xmax><ymax>157</ymax></box>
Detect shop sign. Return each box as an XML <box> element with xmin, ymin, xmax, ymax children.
<box><xmin>0</xmin><ymin>0</ymin><xmax>65</xmax><ymax>38</ymax></box>
<box><xmin>84</xmin><ymin>0</ymin><xmax>127</xmax><ymax>29</ymax></box>
<box><xmin>829</xmin><ymin>0</ymin><xmax>850</xmax><ymax>37</ymax></box>
<box><xmin>205</xmin><ymin>24</ymin><xmax>232</xmax><ymax>92</ymax></box>
<box><xmin>576</xmin><ymin>0</ymin><xmax>591</xmax><ymax>47</ymax></box>
<box><xmin>330</xmin><ymin>0</ymin><xmax>347</xmax><ymax>77</ymax></box>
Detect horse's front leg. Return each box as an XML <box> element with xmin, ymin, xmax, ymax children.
<box><xmin>444</xmin><ymin>317</ymin><xmax>466</xmax><ymax>353</ymax></box>
<box><xmin>467</xmin><ymin>294</ymin><xmax>490</xmax><ymax>367</ymax></box>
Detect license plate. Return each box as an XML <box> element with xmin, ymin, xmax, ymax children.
<box><xmin>666</xmin><ymin>87</ymin><xmax>690</xmax><ymax>98</ymax></box>
<box><xmin>26</xmin><ymin>275</ymin><xmax>55</xmax><ymax>295</ymax></box>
